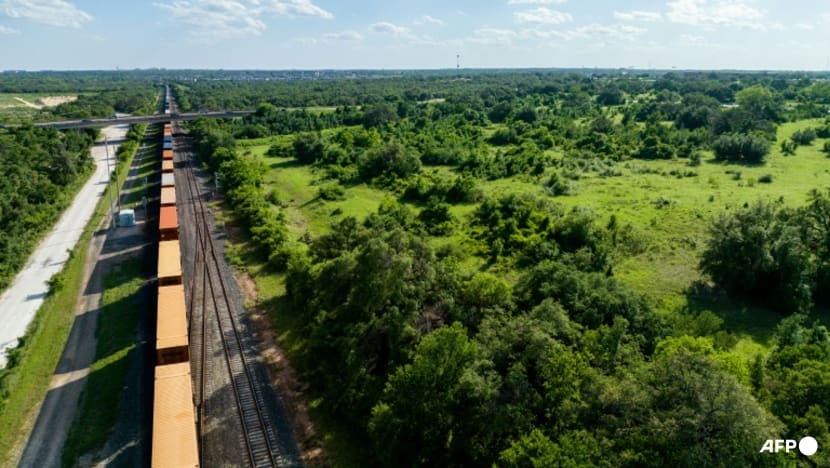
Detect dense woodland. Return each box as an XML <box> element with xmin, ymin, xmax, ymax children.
<box><xmin>180</xmin><ymin>71</ymin><xmax>830</xmax><ymax>467</ymax></box>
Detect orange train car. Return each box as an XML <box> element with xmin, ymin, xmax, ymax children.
<box><xmin>162</xmin><ymin>160</ymin><xmax>175</xmax><ymax>173</ymax></box>
<box><xmin>152</xmin><ymin>363</ymin><xmax>200</xmax><ymax>468</ymax></box>
<box><xmin>161</xmin><ymin>187</ymin><xmax>176</xmax><ymax>207</ymax></box>
<box><xmin>156</xmin><ymin>285</ymin><xmax>189</xmax><ymax>365</ymax></box>
<box><xmin>159</xmin><ymin>206</ymin><xmax>179</xmax><ymax>241</ymax></box>
<box><xmin>158</xmin><ymin>240</ymin><xmax>182</xmax><ymax>286</ymax></box>
<box><xmin>163</xmin><ymin>149</ymin><xmax>174</xmax><ymax>160</ymax></box>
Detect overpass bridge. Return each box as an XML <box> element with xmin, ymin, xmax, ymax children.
<box><xmin>0</xmin><ymin>110</ymin><xmax>255</xmax><ymax>130</ymax></box>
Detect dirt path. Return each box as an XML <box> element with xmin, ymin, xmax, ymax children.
<box><xmin>13</xmin><ymin>97</ymin><xmax>42</xmax><ymax>109</ymax></box>
<box><xmin>17</xmin><ymin>132</ymin><xmax>149</xmax><ymax>468</ymax></box>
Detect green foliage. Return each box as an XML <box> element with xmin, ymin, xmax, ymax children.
<box><xmin>292</xmin><ymin>131</ymin><xmax>326</xmax><ymax>164</ymax></box>
<box><xmin>791</xmin><ymin>128</ymin><xmax>817</xmax><ymax>146</ymax></box>
<box><xmin>700</xmin><ymin>201</ymin><xmax>813</xmax><ymax>313</ymax></box>
<box><xmin>0</xmin><ymin>126</ymin><xmax>95</xmax><ymax>291</ymax></box>
<box><xmin>369</xmin><ymin>324</ymin><xmax>488</xmax><ymax>466</ymax></box>
<box><xmin>357</xmin><ymin>142</ymin><xmax>421</xmax><ymax>182</ymax></box>
<box><xmin>712</xmin><ymin>133</ymin><xmax>771</xmax><ymax>164</ymax></box>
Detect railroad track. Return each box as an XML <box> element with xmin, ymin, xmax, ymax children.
<box><xmin>172</xmin><ymin>115</ymin><xmax>282</xmax><ymax>467</ymax></box>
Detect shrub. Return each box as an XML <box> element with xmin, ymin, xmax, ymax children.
<box><xmin>759</xmin><ymin>174</ymin><xmax>773</xmax><ymax>184</ymax></box>
<box><xmin>318</xmin><ymin>183</ymin><xmax>346</xmax><ymax>201</ymax></box>
<box><xmin>293</xmin><ymin>132</ymin><xmax>326</xmax><ymax>164</ymax></box>
<box><xmin>712</xmin><ymin>133</ymin><xmax>771</xmax><ymax>164</ymax></box>
<box><xmin>791</xmin><ymin>128</ymin><xmax>817</xmax><ymax>146</ymax></box>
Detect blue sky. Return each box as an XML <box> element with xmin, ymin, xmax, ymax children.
<box><xmin>1</xmin><ymin>0</ymin><xmax>829</xmax><ymax>70</ymax></box>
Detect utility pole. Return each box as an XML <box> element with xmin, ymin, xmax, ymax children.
<box><xmin>104</xmin><ymin>136</ymin><xmax>116</xmax><ymax>228</ymax></box>
<box><xmin>456</xmin><ymin>54</ymin><xmax>461</xmax><ymax>78</ymax></box>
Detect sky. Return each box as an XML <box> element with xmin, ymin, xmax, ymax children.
<box><xmin>0</xmin><ymin>0</ymin><xmax>829</xmax><ymax>71</ymax></box>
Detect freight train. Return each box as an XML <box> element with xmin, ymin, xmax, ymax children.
<box><xmin>151</xmin><ymin>117</ymin><xmax>200</xmax><ymax>467</ymax></box>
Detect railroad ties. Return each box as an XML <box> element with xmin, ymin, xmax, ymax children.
<box><xmin>167</xmin><ymin>90</ymin><xmax>287</xmax><ymax>467</ymax></box>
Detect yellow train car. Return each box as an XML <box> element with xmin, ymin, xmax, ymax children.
<box><xmin>157</xmin><ymin>284</ymin><xmax>189</xmax><ymax>365</ymax></box>
<box><xmin>158</xmin><ymin>240</ymin><xmax>182</xmax><ymax>286</ymax></box>
<box><xmin>152</xmin><ymin>362</ymin><xmax>200</xmax><ymax>467</ymax></box>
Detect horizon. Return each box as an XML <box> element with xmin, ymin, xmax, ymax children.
<box><xmin>1</xmin><ymin>1</ymin><xmax>830</xmax><ymax>70</ymax></box>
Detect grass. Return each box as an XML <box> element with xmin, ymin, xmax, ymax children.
<box><xmin>61</xmin><ymin>259</ymin><xmax>144</xmax><ymax>467</ymax></box>
<box><xmin>223</xmin><ymin>118</ymin><xmax>830</xmax><ymax>465</ymax></box>
<box><xmin>61</xmin><ymin>127</ymin><xmax>154</xmax><ymax>465</ymax></box>
<box><xmin>0</xmin><ymin>124</ymin><xmax>146</xmax><ymax>466</ymax></box>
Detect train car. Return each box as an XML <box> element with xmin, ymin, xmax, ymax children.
<box><xmin>163</xmin><ymin>149</ymin><xmax>174</xmax><ymax>160</ymax></box>
<box><xmin>158</xmin><ymin>240</ymin><xmax>182</xmax><ymax>286</ymax></box>
<box><xmin>161</xmin><ymin>187</ymin><xmax>176</xmax><ymax>207</ymax></box>
<box><xmin>164</xmin><ymin>124</ymin><xmax>172</xmax><ymax>136</ymax></box>
<box><xmin>161</xmin><ymin>173</ymin><xmax>175</xmax><ymax>188</ymax></box>
<box><xmin>152</xmin><ymin>362</ymin><xmax>200</xmax><ymax>468</ymax></box>
<box><xmin>162</xmin><ymin>160</ymin><xmax>175</xmax><ymax>173</ymax></box>
<box><xmin>163</xmin><ymin>141</ymin><xmax>173</xmax><ymax>150</ymax></box>
<box><xmin>156</xmin><ymin>285</ymin><xmax>189</xmax><ymax>365</ymax></box>
<box><xmin>159</xmin><ymin>206</ymin><xmax>179</xmax><ymax>241</ymax></box>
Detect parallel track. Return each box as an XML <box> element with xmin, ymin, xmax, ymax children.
<box><xmin>171</xmin><ymin>110</ymin><xmax>281</xmax><ymax>467</ymax></box>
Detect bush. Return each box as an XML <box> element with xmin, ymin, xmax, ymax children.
<box><xmin>318</xmin><ymin>183</ymin><xmax>346</xmax><ymax>201</ymax></box>
<box><xmin>544</xmin><ymin>172</ymin><xmax>572</xmax><ymax>196</ymax></box>
<box><xmin>713</xmin><ymin>133</ymin><xmax>771</xmax><ymax>164</ymax></box>
<box><xmin>700</xmin><ymin>201</ymin><xmax>812</xmax><ymax>313</ymax></box>
<box><xmin>357</xmin><ymin>142</ymin><xmax>421</xmax><ymax>182</ymax></box>
<box><xmin>293</xmin><ymin>132</ymin><xmax>326</xmax><ymax>164</ymax></box>
<box><xmin>759</xmin><ymin>174</ymin><xmax>773</xmax><ymax>184</ymax></box>
<box><xmin>791</xmin><ymin>128</ymin><xmax>817</xmax><ymax>146</ymax></box>
<box><xmin>780</xmin><ymin>139</ymin><xmax>797</xmax><ymax>156</ymax></box>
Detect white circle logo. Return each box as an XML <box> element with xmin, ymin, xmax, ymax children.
<box><xmin>799</xmin><ymin>436</ymin><xmax>818</xmax><ymax>456</ymax></box>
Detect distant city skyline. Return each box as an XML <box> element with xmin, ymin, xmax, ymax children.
<box><xmin>0</xmin><ymin>0</ymin><xmax>829</xmax><ymax>71</ymax></box>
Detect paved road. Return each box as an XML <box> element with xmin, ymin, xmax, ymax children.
<box><xmin>0</xmin><ymin>124</ymin><xmax>128</xmax><ymax>368</ymax></box>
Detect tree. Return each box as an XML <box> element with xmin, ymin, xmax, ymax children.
<box><xmin>712</xmin><ymin>133</ymin><xmax>771</xmax><ymax>164</ymax></box>
<box><xmin>292</xmin><ymin>132</ymin><xmax>325</xmax><ymax>164</ymax></box>
<box><xmin>735</xmin><ymin>85</ymin><xmax>782</xmax><ymax>122</ymax></box>
<box><xmin>369</xmin><ymin>324</ymin><xmax>495</xmax><ymax>466</ymax></box>
<box><xmin>363</xmin><ymin>104</ymin><xmax>398</xmax><ymax>128</ymax></box>
<box><xmin>700</xmin><ymin>202</ymin><xmax>813</xmax><ymax>313</ymax></box>
<box><xmin>357</xmin><ymin>142</ymin><xmax>421</xmax><ymax>181</ymax></box>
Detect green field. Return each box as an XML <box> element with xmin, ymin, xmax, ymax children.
<box><xmin>243</xmin><ymin>118</ymin><xmax>830</xmax><ymax>351</ymax></box>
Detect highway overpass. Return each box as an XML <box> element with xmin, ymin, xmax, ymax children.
<box><xmin>0</xmin><ymin>110</ymin><xmax>255</xmax><ymax>130</ymax></box>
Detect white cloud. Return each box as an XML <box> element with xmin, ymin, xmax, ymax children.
<box><xmin>667</xmin><ymin>0</ymin><xmax>766</xmax><ymax>29</ymax></box>
<box><xmin>0</xmin><ymin>0</ymin><xmax>92</xmax><ymax>28</ymax></box>
<box><xmin>259</xmin><ymin>0</ymin><xmax>332</xmax><ymax>19</ymax></box>
<box><xmin>468</xmin><ymin>27</ymin><xmax>519</xmax><ymax>46</ymax></box>
<box><xmin>369</xmin><ymin>21</ymin><xmax>411</xmax><ymax>36</ymax></box>
<box><xmin>0</xmin><ymin>23</ymin><xmax>18</xmax><ymax>33</ymax></box>
<box><xmin>507</xmin><ymin>0</ymin><xmax>567</xmax><ymax>4</ymax></box>
<box><xmin>562</xmin><ymin>23</ymin><xmax>646</xmax><ymax>41</ymax></box>
<box><xmin>514</xmin><ymin>7</ymin><xmax>572</xmax><ymax>25</ymax></box>
<box><xmin>321</xmin><ymin>30</ymin><xmax>363</xmax><ymax>41</ymax></box>
<box><xmin>154</xmin><ymin>0</ymin><xmax>332</xmax><ymax>42</ymax></box>
<box><xmin>468</xmin><ymin>22</ymin><xmax>645</xmax><ymax>47</ymax></box>
<box><xmin>368</xmin><ymin>21</ymin><xmax>439</xmax><ymax>46</ymax></box>
<box><xmin>795</xmin><ymin>23</ymin><xmax>814</xmax><ymax>30</ymax></box>
<box><xmin>614</xmin><ymin>10</ymin><xmax>662</xmax><ymax>22</ymax></box>
<box><xmin>414</xmin><ymin>15</ymin><xmax>444</xmax><ymax>26</ymax></box>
